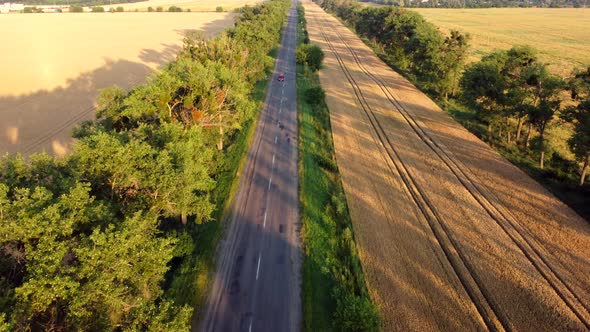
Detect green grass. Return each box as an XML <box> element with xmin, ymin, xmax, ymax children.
<box><xmin>298</xmin><ymin>63</ymin><xmax>337</xmax><ymax>331</ymax></box>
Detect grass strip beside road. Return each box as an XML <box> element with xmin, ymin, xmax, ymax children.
<box><xmin>297</xmin><ymin>4</ymin><xmax>379</xmax><ymax>331</ymax></box>
<box><xmin>297</xmin><ymin>62</ymin><xmax>335</xmax><ymax>331</ymax></box>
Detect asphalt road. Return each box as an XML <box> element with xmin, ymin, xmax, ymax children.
<box><xmin>199</xmin><ymin>2</ymin><xmax>301</xmax><ymax>332</ymax></box>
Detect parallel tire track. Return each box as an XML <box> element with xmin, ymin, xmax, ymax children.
<box><xmin>328</xmin><ymin>17</ymin><xmax>590</xmax><ymax>329</ymax></box>
<box><xmin>313</xmin><ymin>13</ymin><xmax>509</xmax><ymax>332</ymax></box>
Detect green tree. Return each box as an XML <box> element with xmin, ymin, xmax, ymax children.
<box><xmin>526</xmin><ymin>66</ymin><xmax>564</xmax><ymax>168</ymax></box>
<box><xmin>461</xmin><ymin>56</ymin><xmax>508</xmax><ymax>134</ymax></box>
<box><xmin>564</xmin><ymin>67</ymin><xmax>590</xmax><ymax>185</ymax></box>
<box><xmin>69</xmin><ymin>4</ymin><xmax>83</xmax><ymax>12</ymax></box>
<box><xmin>296</xmin><ymin>44</ymin><xmax>324</xmax><ymax>71</ymax></box>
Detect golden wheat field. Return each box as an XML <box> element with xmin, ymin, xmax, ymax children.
<box><xmin>413</xmin><ymin>8</ymin><xmax>590</xmax><ymax>76</ymax></box>
<box><xmin>0</xmin><ymin>12</ymin><xmax>234</xmax><ymax>157</ymax></box>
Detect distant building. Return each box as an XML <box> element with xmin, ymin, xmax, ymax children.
<box><xmin>0</xmin><ymin>3</ymin><xmax>25</xmax><ymax>13</ymax></box>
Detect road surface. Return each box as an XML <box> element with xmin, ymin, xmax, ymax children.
<box><xmin>199</xmin><ymin>2</ymin><xmax>301</xmax><ymax>331</ymax></box>
<box><xmin>303</xmin><ymin>0</ymin><xmax>590</xmax><ymax>331</ymax></box>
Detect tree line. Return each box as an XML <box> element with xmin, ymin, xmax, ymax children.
<box><xmin>0</xmin><ymin>0</ymin><xmax>289</xmax><ymax>330</ymax></box>
<box><xmin>358</xmin><ymin>0</ymin><xmax>588</xmax><ymax>8</ymax></box>
<box><xmin>20</xmin><ymin>0</ymin><xmax>143</xmax><ymax>6</ymax></box>
<box><xmin>315</xmin><ymin>1</ymin><xmax>590</xmax><ymax>189</ymax></box>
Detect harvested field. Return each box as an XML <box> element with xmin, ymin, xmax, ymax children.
<box><xmin>303</xmin><ymin>0</ymin><xmax>590</xmax><ymax>330</ymax></box>
<box><xmin>0</xmin><ymin>12</ymin><xmax>234</xmax><ymax>157</ymax></box>
<box><xmin>412</xmin><ymin>8</ymin><xmax>590</xmax><ymax>76</ymax></box>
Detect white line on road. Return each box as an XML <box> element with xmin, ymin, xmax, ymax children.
<box><xmin>256</xmin><ymin>254</ymin><xmax>261</xmax><ymax>280</ymax></box>
<box><xmin>272</xmin><ymin>154</ymin><xmax>275</xmax><ymax>165</ymax></box>
<box><xmin>263</xmin><ymin>211</ymin><xmax>267</xmax><ymax>228</ymax></box>
<box><xmin>275</xmin><ymin>136</ymin><xmax>278</xmax><ymax>144</ymax></box>
<box><xmin>268</xmin><ymin>177</ymin><xmax>272</xmax><ymax>190</ymax></box>
<box><xmin>249</xmin><ymin>319</ymin><xmax>253</xmax><ymax>332</ymax></box>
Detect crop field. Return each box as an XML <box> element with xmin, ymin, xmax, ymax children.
<box><xmin>413</xmin><ymin>8</ymin><xmax>590</xmax><ymax>76</ymax></box>
<box><xmin>305</xmin><ymin>0</ymin><xmax>590</xmax><ymax>330</ymax></box>
<box><xmin>0</xmin><ymin>12</ymin><xmax>234</xmax><ymax>157</ymax></box>
<box><xmin>111</xmin><ymin>0</ymin><xmax>261</xmax><ymax>12</ymax></box>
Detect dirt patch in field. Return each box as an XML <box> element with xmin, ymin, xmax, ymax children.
<box><xmin>0</xmin><ymin>13</ymin><xmax>234</xmax><ymax>157</ymax></box>
<box><xmin>303</xmin><ymin>1</ymin><xmax>590</xmax><ymax>330</ymax></box>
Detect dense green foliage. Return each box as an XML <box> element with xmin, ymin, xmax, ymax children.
<box><xmin>0</xmin><ymin>0</ymin><xmax>289</xmax><ymax>330</ymax></box>
<box><xmin>564</xmin><ymin>67</ymin><xmax>590</xmax><ymax>185</ymax></box>
<box><xmin>297</xmin><ymin>4</ymin><xmax>380</xmax><ymax>331</ymax></box>
<box><xmin>461</xmin><ymin>46</ymin><xmax>566</xmax><ymax>168</ymax></box>
<box><xmin>319</xmin><ymin>0</ymin><xmax>590</xmax><ymax>219</ymax></box>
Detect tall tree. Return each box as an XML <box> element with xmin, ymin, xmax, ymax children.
<box><xmin>526</xmin><ymin>66</ymin><xmax>564</xmax><ymax>168</ymax></box>
<box><xmin>461</xmin><ymin>54</ymin><xmax>508</xmax><ymax>135</ymax></box>
<box><xmin>564</xmin><ymin>67</ymin><xmax>590</xmax><ymax>185</ymax></box>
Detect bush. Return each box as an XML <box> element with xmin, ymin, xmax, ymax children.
<box><xmin>69</xmin><ymin>4</ymin><xmax>83</xmax><ymax>12</ymax></box>
<box><xmin>296</xmin><ymin>45</ymin><xmax>308</xmax><ymax>64</ymax></box>
<box><xmin>169</xmin><ymin>5</ymin><xmax>182</xmax><ymax>12</ymax></box>
<box><xmin>296</xmin><ymin>44</ymin><xmax>325</xmax><ymax>71</ymax></box>
<box><xmin>156</xmin><ymin>6</ymin><xmax>163</xmax><ymax>11</ymax></box>
<box><xmin>91</xmin><ymin>6</ymin><xmax>105</xmax><ymax>12</ymax></box>
<box><xmin>334</xmin><ymin>294</ymin><xmax>380</xmax><ymax>332</ymax></box>
<box><xmin>216</xmin><ymin>6</ymin><xmax>223</xmax><ymax>11</ymax></box>
<box><xmin>306</xmin><ymin>44</ymin><xmax>325</xmax><ymax>71</ymax></box>
<box><xmin>305</xmin><ymin>86</ymin><xmax>326</xmax><ymax>105</ymax></box>
<box><xmin>116</xmin><ymin>6</ymin><xmax>124</xmax><ymax>12</ymax></box>
<box><xmin>148</xmin><ymin>6</ymin><xmax>154</xmax><ymax>11</ymax></box>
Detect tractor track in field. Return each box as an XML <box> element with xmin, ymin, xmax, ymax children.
<box><xmin>313</xmin><ymin>9</ymin><xmax>590</xmax><ymax>330</ymax></box>
<box><xmin>325</xmin><ymin>16</ymin><xmax>590</xmax><ymax>329</ymax></box>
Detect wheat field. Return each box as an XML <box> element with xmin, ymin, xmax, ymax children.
<box><xmin>413</xmin><ymin>8</ymin><xmax>590</xmax><ymax>76</ymax></box>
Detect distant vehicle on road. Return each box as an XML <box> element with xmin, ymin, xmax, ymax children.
<box><xmin>278</xmin><ymin>73</ymin><xmax>285</xmax><ymax>81</ymax></box>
